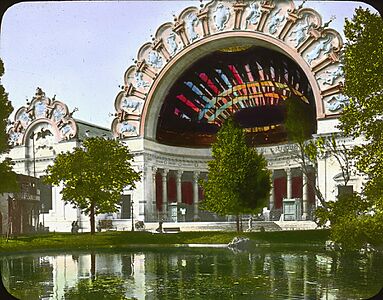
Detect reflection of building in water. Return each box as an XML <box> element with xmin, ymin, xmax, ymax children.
<box><xmin>2</xmin><ymin>1</ymin><xmax>367</xmax><ymax>231</ymax></box>
<box><xmin>43</xmin><ymin>253</ymin><xmax>147</xmax><ymax>299</ymax></box>
<box><xmin>2</xmin><ymin>250</ymin><xmax>382</xmax><ymax>299</ymax></box>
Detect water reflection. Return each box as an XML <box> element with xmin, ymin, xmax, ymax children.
<box><xmin>1</xmin><ymin>247</ymin><xmax>382</xmax><ymax>299</ymax></box>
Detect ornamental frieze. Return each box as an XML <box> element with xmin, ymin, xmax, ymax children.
<box><xmin>8</xmin><ymin>88</ymin><xmax>78</xmax><ymax>146</ymax></box>
<box><xmin>112</xmin><ymin>0</ymin><xmax>345</xmax><ymax>139</ymax></box>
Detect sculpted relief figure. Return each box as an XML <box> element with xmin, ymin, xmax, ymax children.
<box><xmin>35</xmin><ymin>101</ymin><xmax>47</xmax><ymax>118</ymax></box>
<box><xmin>245</xmin><ymin>2</ymin><xmax>261</xmax><ymax>28</ymax></box>
<box><xmin>289</xmin><ymin>14</ymin><xmax>311</xmax><ymax>48</ymax></box>
<box><xmin>306</xmin><ymin>35</ymin><xmax>333</xmax><ymax>64</ymax></box>
<box><xmin>122</xmin><ymin>96</ymin><xmax>142</xmax><ymax>113</ymax></box>
<box><xmin>167</xmin><ymin>32</ymin><xmax>180</xmax><ymax>56</ymax></box>
<box><xmin>214</xmin><ymin>3</ymin><xmax>230</xmax><ymax>31</ymax></box>
<box><xmin>326</xmin><ymin>94</ymin><xmax>349</xmax><ymax>112</ymax></box>
<box><xmin>19</xmin><ymin>111</ymin><xmax>31</xmax><ymax>126</ymax></box>
<box><xmin>9</xmin><ymin>131</ymin><xmax>21</xmax><ymax>145</ymax></box>
<box><xmin>53</xmin><ymin>107</ymin><xmax>65</xmax><ymax>122</ymax></box>
<box><xmin>120</xmin><ymin>121</ymin><xmax>137</xmax><ymax>135</ymax></box>
<box><xmin>60</xmin><ymin>123</ymin><xmax>73</xmax><ymax>138</ymax></box>
<box><xmin>185</xmin><ymin>13</ymin><xmax>199</xmax><ymax>42</ymax></box>
<box><xmin>134</xmin><ymin>72</ymin><xmax>150</xmax><ymax>89</ymax></box>
<box><xmin>317</xmin><ymin>65</ymin><xmax>344</xmax><ymax>85</ymax></box>
<box><xmin>268</xmin><ymin>8</ymin><xmax>285</xmax><ymax>35</ymax></box>
<box><xmin>147</xmin><ymin>50</ymin><xmax>163</xmax><ymax>69</ymax></box>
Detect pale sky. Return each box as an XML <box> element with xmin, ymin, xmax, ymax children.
<box><xmin>0</xmin><ymin>1</ymin><xmax>378</xmax><ymax>129</ymax></box>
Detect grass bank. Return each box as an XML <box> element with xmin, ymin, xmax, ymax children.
<box><xmin>0</xmin><ymin>229</ymin><xmax>330</xmax><ymax>254</ymax></box>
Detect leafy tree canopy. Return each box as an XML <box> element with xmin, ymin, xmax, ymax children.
<box><xmin>314</xmin><ymin>8</ymin><xmax>383</xmax><ymax>250</ymax></box>
<box><xmin>44</xmin><ymin>137</ymin><xmax>141</xmax><ymax>234</ymax></box>
<box><xmin>0</xmin><ymin>58</ymin><xmax>18</xmax><ymax>193</ymax></box>
<box><xmin>200</xmin><ymin>118</ymin><xmax>271</xmax><ymax>229</ymax></box>
<box><xmin>339</xmin><ymin>8</ymin><xmax>383</xmax><ymax>205</ymax></box>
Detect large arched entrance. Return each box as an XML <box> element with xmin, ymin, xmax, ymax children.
<box><xmin>156</xmin><ymin>45</ymin><xmax>316</xmax><ymax>148</ymax></box>
<box><xmin>112</xmin><ymin>0</ymin><xmax>345</xmax><ymax>223</ymax></box>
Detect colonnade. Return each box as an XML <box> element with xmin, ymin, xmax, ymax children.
<box><xmin>146</xmin><ymin>167</ymin><xmax>204</xmax><ymax>221</ymax></box>
<box><xmin>269</xmin><ymin>167</ymin><xmax>311</xmax><ymax>220</ymax></box>
<box><xmin>144</xmin><ymin>165</ymin><xmax>312</xmax><ymax>222</ymax></box>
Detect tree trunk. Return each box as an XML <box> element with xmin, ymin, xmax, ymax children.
<box><xmin>90</xmin><ymin>202</ymin><xmax>95</xmax><ymax>234</ymax></box>
<box><xmin>236</xmin><ymin>214</ymin><xmax>240</xmax><ymax>232</ymax></box>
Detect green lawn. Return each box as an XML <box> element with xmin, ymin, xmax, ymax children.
<box><xmin>0</xmin><ymin>229</ymin><xmax>330</xmax><ymax>254</ymax></box>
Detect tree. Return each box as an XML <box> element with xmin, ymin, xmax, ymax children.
<box><xmin>332</xmin><ymin>8</ymin><xmax>383</xmax><ymax>249</ymax></box>
<box><xmin>284</xmin><ymin>95</ymin><xmax>326</xmax><ymax>208</ymax></box>
<box><xmin>284</xmin><ymin>96</ymin><xmax>353</xmax><ymax>215</ymax></box>
<box><xmin>200</xmin><ymin>118</ymin><xmax>271</xmax><ymax>232</ymax></box>
<box><xmin>0</xmin><ymin>58</ymin><xmax>18</xmax><ymax>194</ymax></box>
<box><xmin>339</xmin><ymin>8</ymin><xmax>383</xmax><ymax>207</ymax></box>
<box><xmin>44</xmin><ymin>137</ymin><xmax>141</xmax><ymax>234</ymax></box>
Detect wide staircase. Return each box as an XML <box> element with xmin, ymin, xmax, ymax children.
<box><xmin>250</xmin><ymin>221</ymin><xmax>282</xmax><ymax>232</ymax></box>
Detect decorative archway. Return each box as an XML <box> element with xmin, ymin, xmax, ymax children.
<box><xmin>112</xmin><ymin>0</ymin><xmax>344</xmax><ymax>143</ymax></box>
<box><xmin>8</xmin><ymin>87</ymin><xmax>78</xmax><ymax>148</ymax></box>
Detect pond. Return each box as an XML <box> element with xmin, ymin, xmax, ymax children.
<box><xmin>1</xmin><ymin>245</ymin><xmax>382</xmax><ymax>299</ymax></box>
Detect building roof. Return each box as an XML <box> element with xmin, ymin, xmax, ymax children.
<box><xmin>75</xmin><ymin>119</ymin><xmax>112</xmax><ymax>141</ymax></box>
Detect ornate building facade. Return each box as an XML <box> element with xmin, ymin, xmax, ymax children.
<box><xmin>5</xmin><ymin>88</ymin><xmax>112</xmax><ymax>232</ymax></box>
<box><xmin>110</xmin><ymin>0</ymin><xmax>359</xmax><ymax>225</ymax></box>
<box><xmin>3</xmin><ymin>0</ymin><xmax>363</xmax><ymax>231</ymax></box>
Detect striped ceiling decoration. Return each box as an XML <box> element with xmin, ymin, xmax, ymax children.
<box><xmin>158</xmin><ymin>46</ymin><xmax>314</xmax><ymax>135</ymax></box>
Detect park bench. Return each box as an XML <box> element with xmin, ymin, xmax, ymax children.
<box><xmin>163</xmin><ymin>227</ymin><xmax>181</xmax><ymax>233</ymax></box>
<box><xmin>98</xmin><ymin>219</ymin><xmax>117</xmax><ymax>231</ymax></box>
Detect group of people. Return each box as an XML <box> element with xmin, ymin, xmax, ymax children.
<box><xmin>71</xmin><ymin>221</ymin><xmax>80</xmax><ymax>233</ymax></box>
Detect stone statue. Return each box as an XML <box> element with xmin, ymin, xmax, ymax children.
<box><xmin>245</xmin><ymin>2</ymin><xmax>261</xmax><ymax>28</ymax></box>
<box><xmin>185</xmin><ymin>13</ymin><xmax>199</xmax><ymax>42</ymax></box>
<box><xmin>214</xmin><ymin>3</ymin><xmax>230</xmax><ymax>31</ymax></box>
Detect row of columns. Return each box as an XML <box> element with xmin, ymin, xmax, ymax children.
<box><xmin>269</xmin><ymin>168</ymin><xmax>310</xmax><ymax>220</ymax></box>
<box><xmin>151</xmin><ymin>167</ymin><xmax>201</xmax><ymax>221</ymax></box>
<box><xmin>146</xmin><ymin>166</ymin><xmax>310</xmax><ymax>221</ymax></box>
